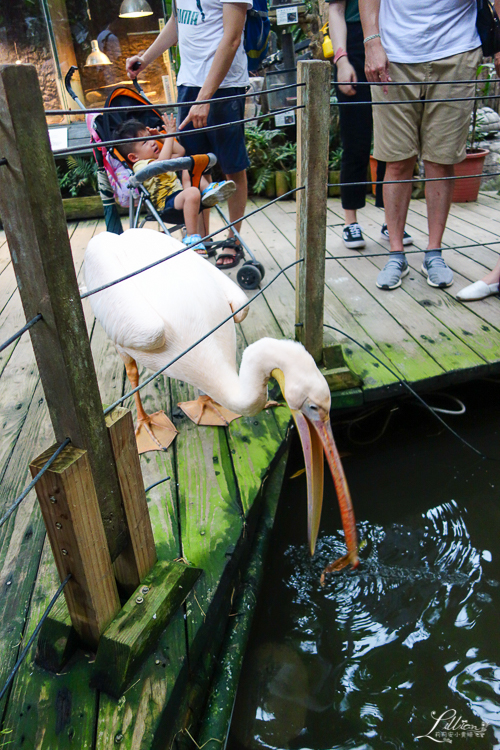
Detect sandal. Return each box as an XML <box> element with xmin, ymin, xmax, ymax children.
<box><xmin>216</xmin><ymin>246</ymin><xmax>244</xmax><ymax>269</ymax></box>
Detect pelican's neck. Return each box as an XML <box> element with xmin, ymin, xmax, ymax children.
<box><xmin>209</xmin><ymin>338</ymin><xmax>302</xmax><ymax>416</ymax></box>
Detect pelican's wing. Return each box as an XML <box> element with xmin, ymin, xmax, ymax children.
<box><xmin>85</xmin><ymin>232</ymin><xmax>166</xmax><ymax>352</ymax></box>
<box><xmin>202</xmin><ymin>262</ymin><xmax>250</xmax><ymax>323</ymax></box>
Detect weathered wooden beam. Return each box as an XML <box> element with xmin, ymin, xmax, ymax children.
<box><xmin>0</xmin><ymin>64</ymin><xmax>140</xmax><ymax>582</ymax></box>
<box><xmin>91</xmin><ymin>561</ymin><xmax>202</xmax><ymax>698</ymax></box>
<box><xmin>106</xmin><ymin>407</ymin><xmax>157</xmax><ymax>590</ymax></box>
<box><xmin>295</xmin><ymin>60</ymin><xmax>330</xmax><ymax>363</ymax></box>
<box><xmin>30</xmin><ymin>444</ymin><xmax>121</xmax><ymax>650</ymax></box>
<box><xmin>35</xmin><ymin>599</ymin><xmax>80</xmax><ymax>673</ymax></box>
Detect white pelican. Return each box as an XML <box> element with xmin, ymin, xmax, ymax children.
<box><xmin>85</xmin><ymin>228</ymin><xmax>358</xmax><ymax>563</ymax></box>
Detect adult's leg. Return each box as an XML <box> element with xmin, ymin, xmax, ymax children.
<box><xmin>383</xmin><ymin>156</ymin><xmax>417</xmax><ymax>253</ymax></box>
<box><xmin>423</xmin><ymin>160</ymin><xmax>454</xmax><ymax>250</ymax></box>
<box><xmin>225</xmin><ymin>169</ymin><xmax>247</xmax><ymax>236</ymax></box>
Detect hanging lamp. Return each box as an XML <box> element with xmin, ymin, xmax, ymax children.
<box><xmin>85</xmin><ymin>40</ymin><xmax>112</xmax><ymax>66</ymax></box>
<box><xmin>119</xmin><ymin>0</ymin><xmax>153</xmax><ymax>18</ymax></box>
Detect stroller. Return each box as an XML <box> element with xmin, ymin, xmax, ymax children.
<box><xmin>64</xmin><ymin>66</ymin><xmax>265</xmax><ymax>290</ymax></box>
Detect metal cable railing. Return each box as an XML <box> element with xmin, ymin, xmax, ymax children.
<box><xmin>0</xmin><ymin>314</ymin><xmax>43</xmax><ymax>354</ymax></box>
<box><xmin>45</xmin><ymin>81</ymin><xmax>304</xmax><ymax>117</ymax></box>
<box><xmin>81</xmin><ymin>186</ymin><xmax>303</xmax><ymax>299</ymax></box>
<box><xmin>0</xmin><ymin>438</ymin><xmax>71</xmax><ymax>529</ymax></box>
<box><xmin>328</xmin><ymin>171</ymin><xmax>500</xmax><ymax>189</ymax></box>
<box><xmin>0</xmin><ymin>573</ymin><xmax>71</xmax><ymax>703</ymax></box>
<box><xmin>52</xmin><ymin>104</ymin><xmax>303</xmax><ymax>157</ymax></box>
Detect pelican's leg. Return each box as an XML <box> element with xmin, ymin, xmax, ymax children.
<box><xmin>124</xmin><ymin>360</ymin><xmax>178</xmax><ymax>454</ymax></box>
<box><xmin>178</xmin><ymin>392</ymin><xmax>241</xmax><ymax>427</ymax></box>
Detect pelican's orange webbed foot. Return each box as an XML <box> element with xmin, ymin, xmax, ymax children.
<box><xmin>320</xmin><ymin>550</ymin><xmax>359</xmax><ymax>586</ymax></box>
<box><xmin>135</xmin><ymin>411</ymin><xmax>178</xmax><ymax>454</ymax></box>
<box><xmin>178</xmin><ymin>395</ymin><xmax>241</xmax><ymax>426</ymax></box>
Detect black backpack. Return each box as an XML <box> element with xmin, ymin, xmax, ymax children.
<box><xmin>477</xmin><ymin>0</ymin><xmax>500</xmax><ymax>56</ymax></box>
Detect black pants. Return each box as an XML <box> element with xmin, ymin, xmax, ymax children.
<box><xmin>335</xmin><ymin>21</ymin><xmax>385</xmax><ymax>210</ymax></box>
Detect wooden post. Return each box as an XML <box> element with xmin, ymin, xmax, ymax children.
<box><xmin>0</xmin><ymin>64</ymin><xmax>145</xmax><ymax>587</ymax></box>
<box><xmin>295</xmin><ymin>60</ymin><xmax>330</xmax><ymax>363</ymax></box>
<box><xmin>106</xmin><ymin>407</ymin><xmax>157</xmax><ymax>585</ymax></box>
<box><xmin>30</xmin><ymin>445</ymin><xmax>120</xmax><ymax>649</ymax></box>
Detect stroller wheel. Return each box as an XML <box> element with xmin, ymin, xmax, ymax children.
<box><xmin>254</xmin><ymin>261</ymin><xmax>265</xmax><ymax>280</ymax></box>
<box><xmin>237</xmin><ymin>261</ymin><xmax>262</xmax><ymax>290</ymax></box>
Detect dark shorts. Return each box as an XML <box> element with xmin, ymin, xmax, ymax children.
<box><xmin>160</xmin><ymin>189</ymin><xmax>183</xmax><ymax>214</ymax></box>
<box><xmin>177</xmin><ymin>85</ymin><xmax>250</xmax><ymax>175</ymax></box>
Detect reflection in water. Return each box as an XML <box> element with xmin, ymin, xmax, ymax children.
<box><xmin>229</xmin><ymin>389</ymin><xmax>500</xmax><ymax>750</ymax></box>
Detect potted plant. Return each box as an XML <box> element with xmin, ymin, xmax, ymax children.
<box><xmin>245</xmin><ymin>124</ymin><xmax>283</xmax><ymax>198</ymax></box>
<box><xmin>452</xmin><ymin>63</ymin><xmax>492</xmax><ymax>202</ymax></box>
<box><xmin>274</xmin><ymin>142</ymin><xmax>297</xmax><ymax>198</ymax></box>
<box><xmin>328</xmin><ymin>147</ymin><xmax>343</xmax><ymax>197</ymax></box>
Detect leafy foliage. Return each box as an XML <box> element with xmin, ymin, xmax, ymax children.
<box><xmin>57</xmin><ymin>155</ymin><xmax>98</xmax><ymax>198</ymax></box>
<box><xmin>246</xmin><ymin>124</ymin><xmax>285</xmax><ymax>194</ymax></box>
<box><xmin>329</xmin><ymin>147</ymin><xmax>343</xmax><ymax>171</ymax></box>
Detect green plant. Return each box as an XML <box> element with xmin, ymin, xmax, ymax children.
<box><xmin>329</xmin><ymin>147</ymin><xmax>343</xmax><ymax>171</ymax></box>
<box><xmin>245</xmin><ymin>124</ymin><xmax>283</xmax><ymax>194</ymax></box>
<box><xmin>469</xmin><ymin>62</ymin><xmax>496</xmax><ymax>149</ymax></box>
<box><xmin>58</xmin><ymin>155</ymin><xmax>98</xmax><ymax>197</ymax></box>
<box><xmin>275</xmin><ymin>141</ymin><xmax>297</xmax><ymax>171</ymax></box>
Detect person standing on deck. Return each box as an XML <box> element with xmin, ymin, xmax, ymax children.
<box><xmin>358</xmin><ymin>0</ymin><xmax>483</xmax><ymax>290</ymax></box>
<box><xmin>125</xmin><ymin>0</ymin><xmax>251</xmax><ymax>270</ymax></box>
<box><xmin>328</xmin><ymin>0</ymin><xmax>413</xmax><ymax>250</ymax></box>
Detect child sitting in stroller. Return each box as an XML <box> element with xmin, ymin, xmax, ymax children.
<box><xmin>114</xmin><ymin>114</ymin><xmax>236</xmax><ymax>256</ymax></box>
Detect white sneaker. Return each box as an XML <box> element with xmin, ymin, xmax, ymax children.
<box><xmin>201</xmin><ymin>181</ymin><xmax>236</xmax><ymax>207</ymax></box>
<box><xmin>456</xmin><ymin>280</ymin><xmax>499</xmax><ymax>301</ymax></box>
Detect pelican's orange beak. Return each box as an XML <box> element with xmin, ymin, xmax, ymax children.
<box><xmin>272</xmin><ymin>369</ymin><xmax>359</xmax><ymax>567</ymax></box>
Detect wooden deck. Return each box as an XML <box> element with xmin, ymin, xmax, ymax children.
<box><xmin>0</xmin><ymin>191</ymin><xmax>499</xmax><ymax>748</ymax></box>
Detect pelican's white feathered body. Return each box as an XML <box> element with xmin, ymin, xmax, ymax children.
<box><xmin>85</xmin><ymin>229</ymin><xmax>325</xmax><ymax>415</ymax></box>
<box><xmin>85</xmin><ymin>228</ymin><xmax>359</xmax><ymax>564</ymax></box>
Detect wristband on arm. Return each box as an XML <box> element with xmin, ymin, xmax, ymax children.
<box><xmin>333</xmin><ymin>47</ymin><xmax>348</xmax><ymax>64</ymax></box>
<box><xmin>363</xmin><ymin>33</ymin><xmax>381</xmax><ymax>44</ymax></box>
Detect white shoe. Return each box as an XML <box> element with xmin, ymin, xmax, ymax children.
<box><xmin>456</xmin><ymin>280</ymin><xmax>499</xmax><ymax>301</ymax></box>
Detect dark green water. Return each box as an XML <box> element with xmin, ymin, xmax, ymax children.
<box><xmin>228</xmin><ymin>380</ymin><xmax>500</xmax><ymax>750</ymax></box>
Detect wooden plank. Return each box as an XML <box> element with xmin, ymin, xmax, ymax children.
<box><xmin>0</xmin><ymin>65</ymin><xmax>130</xmax><ymax>566</ymax></box>
<box><xmin>352</xmin><ymin>203</ymin><xmax>500</xmax><ymax>366</ymax></box>
<box><xmin>226</xmin><ymin>405</ymin><xmax>290</xmax><ymax>517</ymax></box>
<box><xmin>3</xmin><ymin>540</ymin><xmax>98</xmax><ymax>750</ymax></box>
<box><xmin>250</xmin><ymin>200</ymin><xmax>397</xmax><ymax>394</ymax></box>
<box><xmin>105</xmin><ymin>407</ymin><xmax>157</xmax><ymax>586</ymax></box>
<box><xmin>30</xmin><ymin>444</ymin><xmax>120</xmax><ymax>648</ymax></box>
<box><xmin>170</xmin><ymin>378</ymin><xmax>243</xmax><ymax>661</ymax></box>
<box><xmin>296</xmin><ymin>60</ymin><xmax>330</xmax><ymax>361</ymax></box>
<box><xmin>92</xmin><ymin>561</ymin><xmax>201</xmax><ymax>698</ymax></box>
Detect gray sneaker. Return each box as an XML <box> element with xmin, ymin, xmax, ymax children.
<box><xmin>376</xmin><ymin>255</ymin><xmax>409</xmax><ymax>290</ymax></box>
<box><xmin>421</xmin><ymin>253</ymin><xmax>453</xmax><ymax>288</ymax></box>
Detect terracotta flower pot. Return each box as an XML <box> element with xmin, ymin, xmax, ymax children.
<box><xmin>452</xmin><ymin>148</ymin><xmax>489</xmax><ymax>203</ymax></box>
<box><xmin>275</xmin><ymin>170</ymin><xmax>290</xmax><ymax>198</ymax></box>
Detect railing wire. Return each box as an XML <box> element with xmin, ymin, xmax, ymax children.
<box><xmin>0</xmin><ymin>438</ymin><xmax>71</xmax><ymax>529</ymax></box>
<box><xmin>0</xmin><ymin>314</ymin><xmax>43</xmax><ymax>354</ymax></box>
<box><xmin>0</xmin><ymin>573</ymin><xmax>71</xmax><ymax>703</ymax></box>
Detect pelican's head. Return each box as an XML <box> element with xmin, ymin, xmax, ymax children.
<box><xmin>271</xmin><ymin>343</ymin><xmax>358</xmax><ymax>566</ymax></box>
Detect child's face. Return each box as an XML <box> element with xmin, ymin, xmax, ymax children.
<box><xmin>128</xmin><ymin>130</ymin><xmax>160</xmax><ymax>162</ymax></box>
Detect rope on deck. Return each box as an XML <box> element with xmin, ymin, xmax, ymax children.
<box><xmin>102</xmin><ymin>256</ymin><xmax>305</xmax><ymax>415</ymax></box>
<box><xmin>0</xmin><ymin>573</ymin><xmax>71</xmax><ymax>704</ymax></box>
<box><xmin>0</xmin><ymin>438</ymin><xmax>71</xmax><ymax>530</ymax></box>
<box><xmin>323</xmin><ymin>324</ymin><xmax>496</xmax><ymax>462</ymax></box>
<box><xmin>0</xmin><ymin>313</ymin><xmax>43</xmax><ymax>354</ymax></box>
<box><xmin>81</xmin><ymin>186</ymin><xmax>304</xmax><ymax>299</ymax></box>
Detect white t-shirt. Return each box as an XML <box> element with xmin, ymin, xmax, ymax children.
<box><xmin>176</xmin><ymin>0</ymin><xmax>252</xmax><ymax>88</ymax></box>
<box><xmin>379</xmin><ymin>0</ymin><xmax>481</xmax><ymax>63</ymax></box>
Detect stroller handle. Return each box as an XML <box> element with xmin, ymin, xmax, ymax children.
<box><xmin>64</xmin><ymin>66</ymin><xmax>86</xmax><ymax>111</ymax></box>
<box><xmin>129</xmin><ymin>154</ymin><xmax>217</xmax><ymax>186</ymax></box>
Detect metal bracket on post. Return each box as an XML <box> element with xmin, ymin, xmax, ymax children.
<box><xmin>295</xmin><ymin>60</ymin><xmax>330</xmax><ymax>363</ymax></box>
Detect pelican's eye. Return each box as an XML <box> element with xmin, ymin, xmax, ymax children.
<box><xmin>309</xmin><ymin>404</ymin><xmax>318</xmax><ymax>411</ymax></box>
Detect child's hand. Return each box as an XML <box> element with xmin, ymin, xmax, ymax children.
<box><xmin>162</xmin><ymin>113</ymin><xmax>177</xmax><ymax>134</ymax></box>
<box><xmin>146</xmin><ymin>126</ymin><xmax>160</xmax><ymax>136</ymax></box>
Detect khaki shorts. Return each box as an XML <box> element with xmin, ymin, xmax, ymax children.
<box><xmin>372</xmin><ymin>47</ymin><xmax>483</xmax><ymax>165</ymax></box>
